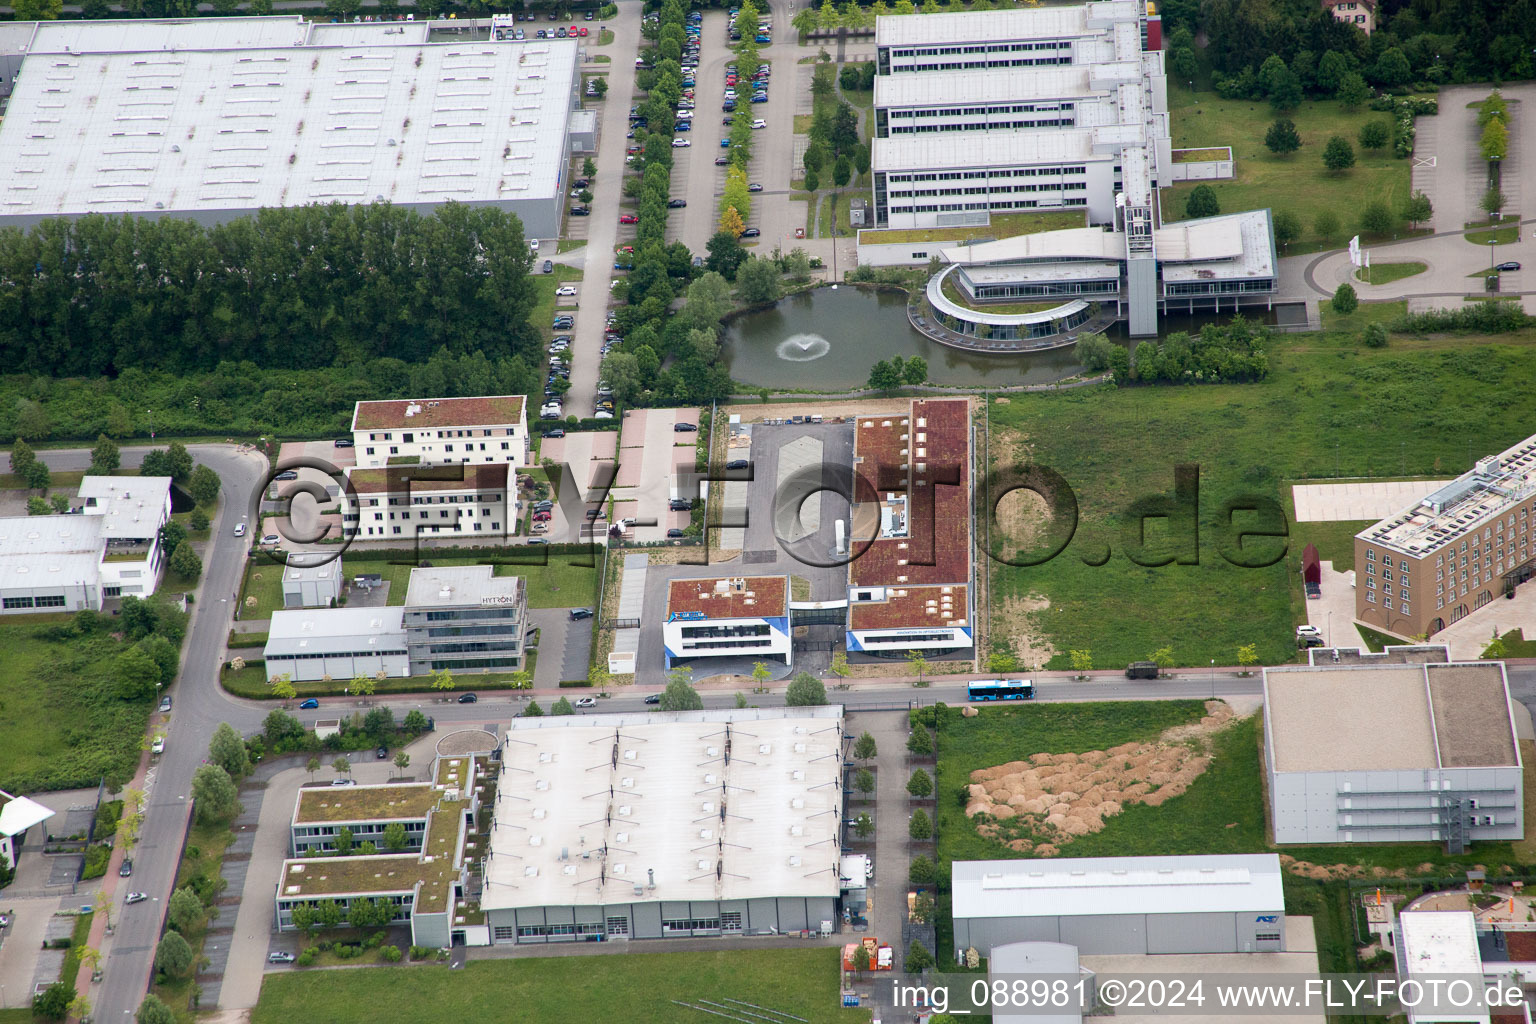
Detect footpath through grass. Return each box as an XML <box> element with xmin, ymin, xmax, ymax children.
<box><xmin>987</xmin><ymin>327</ymin><xmax>1536</xmax><ymax>670</ymax></box>
<box><xmin>251</xmin><ymin>948</ymin><xmax>870</xmax><ymax>1024</ymax></box>
<box><xmin>1161</xmin><ymin>84</ymin><xmax>1412</xmax><ymax>253</ymax></box>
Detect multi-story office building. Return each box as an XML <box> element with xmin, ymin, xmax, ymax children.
<box><xmin>1355</xmin><ymin>432</ymin><xmax>1536</xmax><ymax>639</ymax></box>
<box><xmin>1263</xmin><ymin>647</ymin><xmax>1523</xmax><ymax>850</ymax></box>
<box><xmin>264</xmin><ymin>607</ymin><xmax>409</xmax><ymax>682</ymax></box>
<box><xmin>341</xmin><ymin>464</ymin><xmax>509</xmax><ymax>541</ymax></box>
<box><xmin>351</xmin><ymin>396</ymin><xmax>529</xmax><ymax>470</ymax></box>
<box><xmin>662</xmin><ymin>575</ymin><xmax>792</xmax><ymax>670</ymax></box>
<box><xmin>289</xmin><ymin>782</ymin><xmax>436</xmax><ymax>855</ymax></box>
<box><xmin>846</xmin><ymin>397</ymin><xmax>975</xmax><ymax>658</ymax></box>
<box><xmin>403</xmin><ymin>565</ymin><xmax>528</xmax><ymax>674</ymax></box>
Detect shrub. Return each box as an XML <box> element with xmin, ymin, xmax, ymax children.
<box><xmin>1361</xmin><ymin>323</ymin><xmax>1389</xmax><ymax>348</ymax></box>
<box><xmin>909</xmin><ymin>855</ymin><xmax>937</xmax><ymax>886</ymax></box>
<box><xmin>909</xmin><ymin>808</ymin><xmax>933</xmax><ymax>840</ymax></box>
<box><xmin>296</xmin><ymin>947</ymin><xmax>319</xmax><ymax>967</ymax></box>
<box><xmin>1331</xmin><ymin>283</ymin><xmax>1358</xmax><ymax>314</ymax></box>
<box><xmin>409</xmin><ymin>945</ymin><xmax>432</xmax><ymax>961</ymax></box>
<box><xmin>380</xmin><ymin>944</ymin><xmax>403</xmax><ymax>962</ymax></box>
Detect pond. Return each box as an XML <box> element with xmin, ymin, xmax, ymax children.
<box><xmin>721</xmin><ymin>286</ymin><xmax>1088</xmax><ymax>390</ymax></box>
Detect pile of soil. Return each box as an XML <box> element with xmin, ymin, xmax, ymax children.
<box><xmin>963</xmin><ymin>701</ymin><xmax>1236</xmax><ymax>851</ymax></box>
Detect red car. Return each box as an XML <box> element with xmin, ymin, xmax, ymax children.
<box><xmin>725</xmin><ymin>76</ymin><xmax>738</xmax><ymax>86</ymax></box>
<box><xmin>533</xmin><ymin>510</ymin><xmax>553</xmax><ymax>522</ymax></box>
<box><xmin>619</xmin><ymin>214</ymin><xmax>638</xmax><ymax>224</ymax></box>
<box><xmin>578</xmin><ymin>26</ymin><xmax>589</xmax><ymax>36</ymax></box>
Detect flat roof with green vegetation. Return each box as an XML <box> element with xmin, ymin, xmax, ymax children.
<box><xmin>415</xmin><ymin>796</ymin><xmax>467</xmax><ymax>913</ymax></box>
<box><xmin>436</xmin><ymin>755</ymin><xmax>480</xmax><ymax>788</ymax></box>
<box><xmin>252</xmin><ymin>949</ymin><xmax>870</xmax><ymax>1024</ymax></box>
<box><xmin>987</xmin><ymin>327</ymin><xmax>1536</xmax><ymax>670</ymax></box>
<box><xmin>294</xmin><ymin>783</ymin><xmax>438</xmax><ymax>824</ymax></box>
<box><xmin>1172</xmin><ymin>147</ymin><xmax>1231</xmax><ymax>162</ymax></box>
<box><xmin>859</xmin><ymin>209</ymin><xmax>1085</xmax><ymax>246</ymax></box>
<box><xmin>0</xmin><ymin>619</ymin><xmax>155</xmax><ymax>793</ymax></box>
<box><xmin>1160</xmin><ymin>85</ymin><xmax>1411</xmax><ymax>254</ymax></box>
<box><xmin>280</xmin><ymin>855</ymin><xmax>425</xmax><ymax>899</ymax></box>
<box><xmin>939</xmin><ymin>272</ymin><xmax>1064</xmax><ymax>316</ymax></box>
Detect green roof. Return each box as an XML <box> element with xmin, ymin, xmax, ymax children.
<box><xmin>294</xmin><ymin>784</ymin><xmax>439</xmax><ymax>824</ymax></box>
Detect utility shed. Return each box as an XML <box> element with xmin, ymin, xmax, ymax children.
<box><xmin>1263</xmin><ymin>651</ymin><xmax>1523</xmax><ymax>848</ymax></box>
<box><xmin>951</xmin><ymin>854</ymin><xmax>1286</xmax><ymax>956</ymax></box>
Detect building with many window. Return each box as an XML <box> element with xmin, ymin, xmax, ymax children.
<box><xmin>1355</xmin><ymin>432</ymin><xmax>1536</xmax><ymax>639</ymax></box>
<box><xmin>1263</xmin><ymin>647</ymin><xmax>1523</xmax><ymax>850</ymax></box>
<box><xmin>482</xmin><ymin>707</ymin><xmax>844</xmax><ymax>945</ymax></box>
<box><xmin>341</xmin><ymin>464</ymin><xmax>509</xmax><ymax>542</ymax></box>
<box><xmin>403</xmin><ymin>564</ymin><xmax>528</xmax><ymax>674</ymax></box>
<box><xmin>351</xmin><ymin>396</ymin><xmax>529</xmax><ymax>470</ymax></box>
<box><xmin>274</xmin><ymin>753</ymin><xmax>490</xmax><ymax>948</ymax></box>
<box><xmin>0</xmin><ymin>20</ymin><xmax>580</xmax><ymax>237</ymax></box>
<box><xmin>846</xmin><ymin>398</ymin><xmax>974</xmax><ymax>659</ymax></box>
<box><xmin>662</xmin><ymin>575</ymin><xmax>791</xmax><ymax>670</ymax></box>
<box><xmin>0</xmin><ymin>475</ymin><xmax>172</xmax><ymax>615</ymax></box>
<box><xmin>264</xmin><ymin>607</ymin><xmax>409</xmax><ymax>682</ymax></box>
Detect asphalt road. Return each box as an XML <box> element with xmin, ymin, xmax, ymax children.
<box><xmin>36</xmin><ymin>444</ymin><xmax>269</xmax><ymax>1021</ymax></box>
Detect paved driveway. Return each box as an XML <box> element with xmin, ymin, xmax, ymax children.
<box><xmin>565</xmin><ymin>1</ymin><xmax>643</xmax><ymax>421</ymax></box>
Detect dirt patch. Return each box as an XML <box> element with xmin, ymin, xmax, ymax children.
<box><xmin>1276</xmin><ymin>856</ymin><xmax>1444</xmax><ymax>881</ymax></box>
<box><xmin>991</xmin><ymin>425</ymin><xmax>1034</xmax><ymax>470</ymax></box>
<box><xmin>994</xmin><ymin>591</ymin><xmax>1056</xmax><ymax>669</ymax></box>
<box><xmin>995</xmin><ymin>487</ymin><xmax>1050</xmax><ymax>555</ymax></box>
<box><xmin>964</xmin><ymin>701</ymin><xmax>1238</xmax><ymax>853</ymax></box>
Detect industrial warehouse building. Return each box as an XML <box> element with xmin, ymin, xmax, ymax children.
<box><xmin>0</xmin><ymin>17</ymin><xmax>582</xmax><ymax>236</ymax></box>
<box><xmin>1263</xmin><ymin>648</ymin><xmax>1523</xmax><ymax>850</ymax></box>
<box><xmin>482</xmin><ymin>707</ymin><xmax>845</xmax><ymax>944</ymax></box>
<box><xmin>951</xmin><ymin>854</ymin><xmax>1286</xmax><ymax>957</ymax></box>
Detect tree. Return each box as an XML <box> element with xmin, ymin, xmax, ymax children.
<box><xmin>12</xmin><ymin>0</ymin><xmax>63</xmax><ymax>18</ymax></box>
<box><xmin>1372</xmin><ymin>47</ymin><xmax>1411</xmax><ymax>89</ymax></box>
<box><xmin>907</xmin><ymin>724</ymin><xmax>932</xmax><ymax>755</ymax></box>
<box><xmin>155</xmin><ymin>931</ymin><xmax>194</xmax><ymax>979</ymax></box>
<box><xmin>90</xmin><ymin>434</ymin><xmax>121</xmax><ymax>474</ymax></box>
<box><xmin>1361</xmin><ymin>322</ymin><xmax>1389</xmax><ymax>349</ymax></box>
<box><xmin>1069</xmin><ymin>649</ymin><xmax>1093</xmax><ymax>677</ymax></box>
<box><xmin>907</xmin><ymin>650</ymin><xmax>930</xmax><ymax>685</ymax></box>
<box><xmin>902</xmin><ymin>356</ymin><xmax>927</xmax><ymax>385</ymax></box>
<box><xmin>8</xmin><ymin>439</ymin><xmax>37</xmax><ymax>478</ymax></box>
<box><xmin>1148</xmin><ymin>646</ymin><xmax>1174</xmax><ymax>672</ymax></box>
<box><xmin>829</xmin><ymin>652</ymin><xmax>850</xmax><ymax>680</ymax></box>
<box><xmin>832</xmin><ymin>154</ymin><xmax>852</xmax><ymax>188</ymax></box>
<box><xmin>306</xmin><ymin>755</ymin><xmax>321</xmax><ymax>780</ymax></box>
<box><xmin>903</xmin><ymin>939</ymin><xmax>935</xmax><ymax>972</ymax></box>
<box><xmin>168</xmin><ymin>886</ymin><xmax>204</xmax><ymax>934</ymax></box>
<box><xmin>661</xmin><ymin>667</ymin><xmax>704</xmax><ymax>711</ymax></box>
<box><xmin>169</xmin><ymin>541</ymin><xmax>202</xmax><ymax>582</ymax></box>
<box><xmin>910</xmin><ymin>855</ymin><xmax>937</xmax><ymax>885</ymax></box>
<box><xmin>192</xmin><ymin>764</ymin><xmax>239</xmax><ymax>824</ymax></box>
<box><xmin>853</xmin><ymin>813</ymin><xmax>874</xmax><ymax>839</ymax></box>
<box><xmin>431</xmin><ymin>668</ymin><xmax>455</xmax><ymax>692</ymax></box>
<box><xmin>750</xmin><ymin>661</ymin><xmax>773</xmax><ymax>690</ymax></box>
<box><xmin>115</xmin><ymin>646</ymin><xmax>162</xmax><ymax>701</ymax></box>
<box><xmin>383</xmin><ymin>821</ymin><xmax>409</xmax><ymax>852</ymax></box>
<box><xmin>402</xmin><ymin>709</ymin><xmax>428</xmax><ymax>734</ymax></box>
<box><xmin>1481</xmin><ymin>187</ymin><xmax>1507</xmax><ymax>218</ymax></box>
<box><xmin>1267</xmin><ymin>69</ymin><xmax>1302</xmax><ymax>112</ymax></box>
<box><xmin>32</xmin><ymin>984</ymin><xmax>73</xmax><ymax>1022</ymax></box>
<box><xmin>1236</xmin><ymin>643</ymin><xmax>1259</xmax><ymax>672</ymax></box>
<box><xmin>907</xmin><ymin>768</ymin><xmax>933</xmax><ymax>798</ymax></box>
<box><xmin>854</xmin><ymin>731</ymin><xmax>878</xmax><ymax>760</ymax></box>
<box><xmin>1315</xmin><ymin>210</ymin><xmax>1341</xmax><ymax>241</ymax></box>
<box><xmin>1322</xmin><ymin>136</ymin><xmax>1355</xmax><ymax>173</ymax></box>
<box><xmin>137</xmin><ymin>994</ymin><xmax>177</xmax><ymax>1024</ymax></box>
<box><xmin>1317</xmin><ymin>50</ymin><xmax>1347</xmax><ymax>94</ymax></box>
<box><xmin>735</xmin><ymin>257</ymin><xmax>783</xmax><ymax>305</ymax></box>
<box><xmin>551</xmin><ymin>696</ymin><xmax>575</xmax><ymax>716</ymax></box>
<box><xmin>1272</xmin><ymin>210</ymin><xmax>1302</xmax><ymax>250</ymax></box>
<box><xmin>852</xmin><ymin>942</ymin><xmax>871</xmax><ymax>972</ymax></box>
<box><xmin>793</xmin><ymin>6</ymin><xmax>819</xmax><ymax>36</ymax></box>
<box><xmin>163</xmin><ymin>442</ymin><xmax>193</xmax><ymax>482</ymax></box>
<box><xmin>393</xmin><ymin>752</ymin><xmax>411</xmax><ymax>778</ymax></box>
<box><xmin>188</xmin><ymin>464</ymin><xmax>221</xmax><ymax>506</ymax></box>
<box><xmin>908</xmin><ymin>808</ymin><xmax>932</xmax><ymax>839</ymax></box>
<box><xmin>270</xmin><ymin>674</ymin><xmax>296</xmax><ymax>702</ymax></box>
<box><xmin>1360</xmin><ymin>201</ymin><xmax>1394</xmax><ymax>236</ymax></box>
<box><xmin>1336</xmin><ymin>72</ymin><xmax>1370</xmax><ymax>111</ymax></box>
<box><xmin>1264</xmin><ymin>119</ymin><xmax>1300</xmax><ymax>156</ymax></box>
<box><xmin>1402</xmin><ymin>191</ymin><xmax>1433</xmax><ymax>230</ymax></box>
<box><xmin>852</xmin><ymin>145</ymin><xmax>871</xmax><ymax>178</ymax></box>
<box><xmin>855</xmin><ymin>768</ymin><xmax>875</xmax><ymax>795</ymax></box>
<box><xmin>361</xmin><ymin>706</ymin><xmax>394</xmax><ymax>742</ymax></box>
<box><xmin>911</xmin><ymin>891</ymin><xmax>936</xmax><ymax>923</ymax></box>
<box><xmin>1358</xmin><ymin>120</ymin><xmax>1392</xmax><ymax>151</ymax></box>
<box><xmin>24</xmin><ymin>460</ymin><xmax>50</xmax><ymax>492</ymax></box>
<box><xmin>523</xmin><ymin>700</ymin><xmax>544</xmax><ymax>718</ymax></box>
<box><xmin>706</xmin><ymin>231</ymin><xmax>748</xmax><ymax>279</ymax></box>
<box><xmin>803</xmin><ymin>168</ymin><xmax>820</xmax><ymax>192</ymax></box>
<box><xmin>334</xmin><ymin>826</ymin><xmax>354</xmax><ymax>855</ymax></box>
<box><xmin>1483</xmin><ymin>633</ymin><xmax>1510</xmax><ymax>660</ymax></box>
<box><xmin>718</xmin><ymin>206</ymin><xmax>745</xmax><ymax>237</ymax></box>
<box><xmin>159</xmin><ymin>519</ymin><xmax>187</xmax><ymax>558</ymax></box>
<box><xmin>867</xmin><ymin>359</ymin><xmax>902</xmax><ymax>392</ymax></box>
<box><xmin>1332</xmin><ymin>282</ymin><xmax>1358</xmax><ymax>314</ymax></box>
<box><xmin>1184</xmin><ymin>185</ymin><xmax>1220</xmax><ymax>218</ymax></box>
<box><xmin>332</xmin><ymin>757</ymin><xmax>352</xmax><ymax>779</ymax></box>
<box><xmin>189</xmin><ymin>507</ymin><xmax>209</xmax><ymax>531</ymax></box>
<box><xmin>209</xmin><ymin>722</ymin><xmax>250</xmax><ymax>779</ymax></box>
<box><xmin>785</xmin><ymin>672</ymin><xmax>828</xmax><ymax>706</ymax></box>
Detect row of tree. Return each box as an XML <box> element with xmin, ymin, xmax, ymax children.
<box><xmin>1077</xmin><ymin>320</ymin><xmax>1271</xmax><ymax>385</ymax></box>
<box><xmin>0</xmin><ymin>203</ymin><xmax>541</xmax><ymax>377</ymax></box>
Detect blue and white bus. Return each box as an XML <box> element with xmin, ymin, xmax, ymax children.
<box><xmin>967</xmin><ymin>679</ymin><xmax>1035</xmax><ymax>702</ymax></box>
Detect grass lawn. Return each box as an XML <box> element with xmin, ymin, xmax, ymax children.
<box><xmin>1466</xmin><ymin>226</ymin><xmax>1519</xmax><ymax>245</ymax></box>
<box><xmin>1496</xmin><ymin>629</ymin><xmax>1536</xmax><ymax>657</ymax></box>
<box><xmin>252</xmin><ymin>949</ymin><xmax>869</xmax><ymax>1024</ymax></box>
<box><xmin>597</xmin><ymin>27</ymin><xmax>614</xmax><ymax>45</ymax></box>
<box><xmin>1162</xmin><ymin>84</ymin><xmax>1412</xmax><ymax>253</ymax></box>
<box><xmin>555</xmin><ymin>239</ymin><xmax>586</xmax><ymax>254</ymax></box>
<box><xmin>0</xmin><ymin>622</ymin><xmax>153</xmax><ymax>793</ymax></box>
<box><xmin>1317</xmin><ymin>298</ymin><xmax>1406</xmax><ymax>334</ymax></box>
<box><xmin>1287</xmin><ymin>518</ymin><xmax>1370</xmax><ymax>574</ymax></box>
<box><xmin>153</xmin><ymin>821</ymin><xmax>234</xmax><ymax>1022</ymax></box>
<box><xmin>1355</xmin><ymin>261</ymin><xmax>1426</xmax><ymax>285</ymax></box>
<box><xmin>988</xmin><ymin>326</ymin><xmax>1536</xmax><ymax>670</ymax></box>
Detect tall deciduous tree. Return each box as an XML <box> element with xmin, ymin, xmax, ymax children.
<box><xmin>90</xmin><ymin>435</ymin><xmax>121</xmax><ymax>474</ymax></box>
<box><xmin>1264</xmin><ymin>118</ymin><xmax>1300</xmax><ymax>155</ymax></box>
<box><xmin>192</xmin><ymin>764</ymin><xmax>239</xmax><ymax>823</ymax></box>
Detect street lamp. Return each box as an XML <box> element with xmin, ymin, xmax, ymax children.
<box><xmin>1210</xmin><ymin>659</ymin><xmax>1215</xmax><ymax>699</ymax></box>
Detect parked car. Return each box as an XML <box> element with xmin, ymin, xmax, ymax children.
<box><xmin>555</xmin><ymin>285</ymin><xmax>578</xmax><ymax>296</ymax></box>
<box><xmin>747</xmin><ymin>183</ymin><xmax>763</xmax><ymax>192</ymax></box>
<box><xmin>151</xmin><ymin>736</ymin><xmax>165</xmax><ymax>755</ymax></box>
<box><xmin>1125</xmin><ymin>661</ymin><xmax>1159</xmax><ymax>679</ymax></box>
<box><xmin>674</xmin><ymin>421</ymin><xmax>698</xmax><ymax>432</ymax></box>
<box><xmin>458</xmin><ymin>692</ymin><xmax>478</xmax><ymax>703</ymax></box>
<box><xmin>542</xmin><ymin>428</ymin><xmax>565</xmax><ymax>439</ymax></box>
<box><xmin>667</xmin><ymin>528</ymin><xmax>686</xmax><ymax>538</ymax></box>
<box><xmin>751</xmin><ymin>93</ymin><xmax>768</xmax><ymax>103</ymax></box>
<box><xmin>159</xmin><ymin>695</ymin><xmax>173</xmax><ymax>713</ymax></box>
<box><xmin>751</xmin><ymin>119</ymin><xmax>767</xmax><ymax>129</ymax></box>
<box><xmin>1497</xmin><ymin>261</ymin><xmax>1522</xmax><ymax>272</ymax></box>
<box><xmin>529</xmin><ymin>238</ymin><xmax>540</xmax><ymax>251</ymax></box>
<box><xmin>333</xmin><ymin>438</ymin><xmax>355</xmax><ymax>447</ymax></box>
<box><xmin>274</xmin><ymin>470</ymin><xmax>298</xmax><ymax>481</ymax></box>
<box><xmin>670</xmin><ymin>499</ymin><xmax>692</xmax><ymax>511</ymax></box>
<box><xmin>575</xmin><ymin>697</ymin><xmax>598</xmax><ymax>709</ymax></box>
<box><xmin>543</xmin><ymin>259</ymin><xmax>554</xmax><ymax>273</ymax></box>
<box><xmin>527</xmin><ymin>538</ymin><xmax>549</xmax><ymax>545</ymax></box>
<box><xmin>740</xmin><ymin>227</ymin><xmax>761</xmax><ymax>238</ymax></box>
<box><xmin>715</xmin><ymin>155</ymin><xmax>730</xmax><ymax>165</ymax></box>
<box><xmin>726</xmin><ymin>459</ymin><xmax>749</xmax><ymax>470</ymax></box>
<box><xmin>299</xmin><ymin>698</ymin><xmax>320</xmax><ymax>709</ymax></box>
<box><xmin>268</xmin><ymin>952</ymin><xmax>297</xmax><ymax>964</ymax></box>
<box><xmin>261</xmin><ymin>533</ymin><xmax>281</xmax><ymax>546</ymax></box>
<box><xmin>375</xmin><ymin>745</ymin><xmax>389</xmax><ymax>760</ymax></box>
<box><xmin>619</xmin><ymin>213</ymin><xmax>638</xmax><ymax>224</ymax></box>
<box><xmin>569</xmin><ymin>205</ymin><xmax>591</xmax><ymax>216</ymax></box>
<box><xmin>120</xmin><ymin>859</ymin><xmax>133</xmax><ymax>877</ymax></box>
<box><xmin>672</xmin><ymin>138</ymin><xmax>691</xmax><ymax>147</ymax></box>
<box><xmin>668</xmin><ymin>198</ymin><xmax>687</xmax><ymax>208</ymax></box>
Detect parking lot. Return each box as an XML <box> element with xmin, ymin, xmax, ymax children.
<box><xmin>609</xmin><ymin>408</ymin><xmax>701</xmax><ymax>543</ymax></box>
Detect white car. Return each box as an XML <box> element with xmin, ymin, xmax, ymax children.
<box><xmin>1296</xmin><ymin>625</ymin><xmax>1323</xmax><ymax>638</ymax></box>
<box><xmin>575</xmin><ymin>697</ymin><xmax>598</xmax><ymax>709</ymax></box>
<box><xmin>751</xmin><ymin>119</ymin><xmax>767</xmax><ymax>129</ymax></box>
<box><xmin>233</xmin><ymin>522</ymin><xmax>246</xmax><ymax>538</ymax></box>
<box><xmin>555</xmin><ymin>285</ymin><xmax>578</xmax><ymax>296</ymax></box>
<box><xmin>124</xmin><ymin>892</ymin><xmax>148</xmax><ymax>906</ymax></box>
<box><xmin>529</xmin><ymin>239</ymin><xmax>540</xmax><ymax>252</ymax></box>
<box><xmin>672</xmin><ymin>138</ymin><xmax>691</xmax><ymax>148</ymax></box>
<box><xmin>723</xmin><ymin>89</ymin><xmax>736</xmax><ymax>99</ymax></box>
<box><xmin>151</xmin><ymin>736</ymin><xmax>165</xmax><ymax>755</ymax></box>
